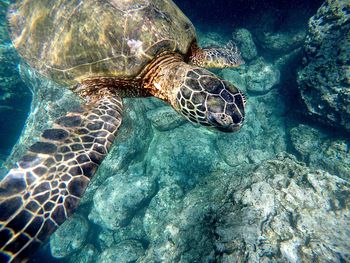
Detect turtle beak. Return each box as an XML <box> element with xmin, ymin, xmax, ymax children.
<box><xmin>217</xmin><ymin>124</ymin><xmax>242</xmax><ymax>132</ymax></box>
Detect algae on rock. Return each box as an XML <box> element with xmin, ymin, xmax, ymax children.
<box><xmin>89</xmin><ymin>166</ymin><xmax>157</xmax><ymax>230</ymax></box>
<box><xmin>298</xmin><ymin>0</ymin><xmax>350</xmax><ymax>131</ymax></box>
<box><xmin>50</xmin><ymin>215</ymin><xmax>89</xmax><ymax>258</ymax></box>
<box><xmin>290</xmin><ymin>124</ymin><xmax>350</xmax><ymax>181</ymax></box>
<box><xmin>216</xmin><ymin>154</ymin><xmax>350</xmax><ymax>262</ymax></box>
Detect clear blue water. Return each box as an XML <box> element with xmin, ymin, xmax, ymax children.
<box><xmin>1</xmin><ymin>0</ymin><xmax>349</xmax><ymax>262</ymax></box>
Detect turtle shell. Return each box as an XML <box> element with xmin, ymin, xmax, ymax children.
<box><xmin>8</xmin><ymin>0</ymin><xmax>196</xmax><ymax>85</ymax></box>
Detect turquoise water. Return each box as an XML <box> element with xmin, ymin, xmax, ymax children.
<box><xmin>0</xmin><ymin>0</ymin><xmax>31</xmax><ymax>164</ymax></box>
<box><xmin>1</xmin><ymin>0</ymin><xmax>349</xmax><ymax>262</ymax></box>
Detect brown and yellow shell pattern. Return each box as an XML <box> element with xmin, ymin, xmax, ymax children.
<box><xmin>8</xmin><ymin>0</ymin><xmax>196</xmax><ymax>85</ymax></box>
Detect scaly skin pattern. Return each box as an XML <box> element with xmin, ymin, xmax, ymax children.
<box><xmin>142</xmin><ymin>52</ymin><xmax>246</xmax><ymax>131</ymax></box>
<box><xmin>0</xmin><ymin>92</ymin><xmax>123</xmax><ymax>263</ymax></box>
<box><xmin>189</xmin><ymin>41</ymin><xmax>245</xmax><ymax>68</ymax></box>
<box><xmin>175</xmin><ymin>68</ymin><xmax>246</xmax><ymax>129</ymax></box>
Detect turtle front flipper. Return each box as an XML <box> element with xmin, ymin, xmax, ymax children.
<box><xmin>0</xmin><ymin>90</ymin><xmax>123</xmax><ymax>263</ymax></box>
<box><xmin>189</xmin><ymin>41</ymin><xmax>244</xmax><ymax>68</ymax></box>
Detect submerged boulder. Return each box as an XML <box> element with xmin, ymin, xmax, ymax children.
<box><xmin>221</xmin><ymin>57</ymin><xmax>280</xmax><ymax>95</ymax></box>
<box><xmin>68</xmin><ymin>244</ymin><xmax>98</xmax><ymax>263</ymax></box>
<box><xmin>50</xmin><ymin>215</ymin><xmax>89</xmax><ymax>258</ymax></box>
<box><xmin>98</xmin><ymin>240</ymin><xmax>145</xmax><ymax>263</ymax></box>
<box><xmin>297</xmin><ymin>0</ymin><xmax>350</xmax><ymax>131</ymax></box>
<box><xmin>139</xmin><ymin>154</ymin><xmax>350</xmax><ymax>263</ymax></box>
<box><xmin>216</xmin><ymin>154</ymin><xmax>350</xmax><ymax>262</ymax></box>
<box><xmin>290</xmin><ymin>124</ymin><xmax>350</xmax><ymax>181</ymax></box>
<box><xmin>89</xmin><ymin>167</ymin><xmax>157</xmax><ymax>230</ymax></box>
<box><xmin>245</xmin><ymin>57</ymin><xmax>280</xmax><ymax>94</ymax></box>
<box><xmin>256</xmin><ymin>29</ymin><xmax>306</xmax><ymax>55</ymax></box>
<box><xmin>146</xmin><ymin>123</ymin><xmax>223</xmax><ymax>190</ymax></box>
<box><xmin>232</xmin><ymin>28</ymin><xmax>257</xmax><ymax>61</ymax></box>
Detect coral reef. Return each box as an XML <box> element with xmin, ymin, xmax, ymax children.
<box><xmin>297</xmin><ymin>0</ymin><xmax>350</xmax><ymax>131</ymax></box>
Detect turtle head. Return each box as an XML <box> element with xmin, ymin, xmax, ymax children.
<box><xmin>174</xmin><ymin>68</ymin><xmax>246</xmax><ymax>132</ymax></box>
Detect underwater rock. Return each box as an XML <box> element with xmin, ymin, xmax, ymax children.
<box><xmin>98</xmin><ymin>229</ymin><xmax>115</xmax><ymax>250</ymax></box>
<box><xmin>50</xmin><ymin>215</ymin><xmax>89</xmax><ymax>258</ymax></box>
<box><xmin>251</xmin><ymin>7</ymin><xmax>308</xmax><ymax>56</ymax></box>
<box><xmin>232</xmin><ymin>28</ymin><xmax>257</xmax><ymax>61</ymax></box>
<box><xmin>5</xmin><ymin>65</ymin><xmax>80</xmax><ymax>166</ymax></box>
<box><xmin>256</xmin><ymin>29</ymin><xmax>306</xmax><ymax>55</ymax></box>
<box><xmin>143</xmin><ymin>184</ymin><xmax>184</xmax><ymax>245</ymax></box>
<box><xmin>95</xmin><ymin>209</ymin><xmax>147</xmax><ymax>250</ymax></box>
<box><xmin>146</xmin><ymin>106</ymin><xmax>186</xmax><ymax>131</ymax></box>
<box><xmin>245</xmin><ymin>57</ymin><xmax>280</xmax><ymax>95</ymax></box>
<box><xmin>216</xmin><ymin>89</ymin><xmax>287</xmax><ymax>168</ymax></box>
<box><xmin>297</xmin><ymin>0</ymin><xmax>350</xmax><ymax>131</ymax></box>
<box><xmin>98</xmin><ymin>240</ymin><xmax>145</xmax><ymax>263</ymax></box>
<box><xmin>216</xmin><ymin>154</ymin><xmax>350</xmax><ymax>262</ymax></box>
<box><xmin>113</xmin><ymin>213</ymin><xmax>147</xmax><ymax>245</ymax></box>
<box><xmin>141</xmin><ymin>179</ymin><xmax>224</xmax><ymax>262</ymax></box>
<box><xmin>146</xmin><ymin>123</ymin><xmax>225</xmax><ymax>190</ymax></box>
<box><xmin>68</xmin><ymin>244</ymin><xmax>98</xmax><ymax>263</ymax></box>
<box><xmin>290</xmin><ymin>124</ymin><xmax>324</xmax><ymax>158</ymax></box>
<box><xmin>221</xmin><ymin>68</ymin><xmax>247</xmax><ymax>94</ymax></box>
<box><xmin>89</xmin><ymin>168</ymin><xmax>157</xmax><ymax>230</ymax></box>
<box><xmin>274</xmin><ymin>47</ymin><xmax>303</xmax><ymax>70</ymax></box>
<box><xmin>290</xmin><ymin>124</ymin><xmax>350</xmax><ymax>180</ymax></box>
<box><xmin>221</xmin><ymin>57</ymin><xmax>280</xmax><ymax>95</ymax></box>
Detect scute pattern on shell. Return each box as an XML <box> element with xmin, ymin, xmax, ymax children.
<box><xmin>8</xmin><ymin>0</ymin><xmax>196</xmax><ymax>85</ymax></box>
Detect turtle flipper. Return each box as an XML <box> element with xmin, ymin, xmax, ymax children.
<box><xmin>189</xmin><ymin>41</ymin><xmax>244</xmax><ymax>68</ymax></box>
<box><xmin>0</xmin><ymin>93</ymin><xmax>123</xmax><ymax>263</ymax></box>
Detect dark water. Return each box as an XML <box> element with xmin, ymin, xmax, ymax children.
<box><xmin>2</xmin><ymin>0</ymin><xmax>349</xmax><ymax>262</ymax></box>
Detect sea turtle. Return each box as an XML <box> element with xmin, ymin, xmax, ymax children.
<box><xmin>0</xmin><ymin>0</ymin><xmax>246</xmax><ymax>262</ymax></box>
